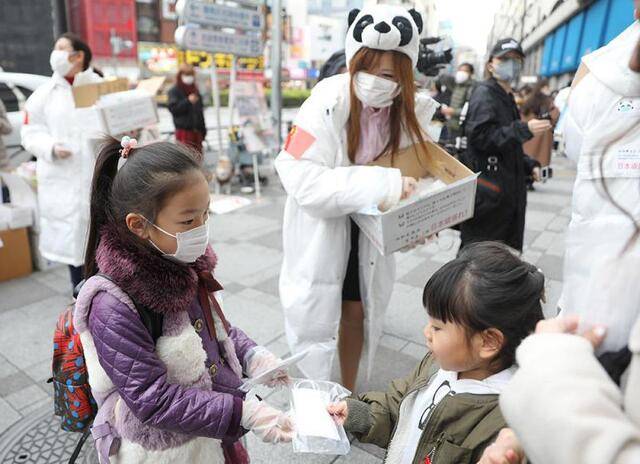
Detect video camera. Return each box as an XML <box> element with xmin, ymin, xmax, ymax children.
<box><xmin>417</xmin><ymin>37</ymin><xmax>454</xmax><ymax>77</ymax></box>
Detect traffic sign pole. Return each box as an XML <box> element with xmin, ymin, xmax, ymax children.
<box><xmin>210</xmin><ymin>60</ymin><xmax>224</xmax><ymax>159</ymax></box>
<box><xmin>271</xmin><ymin>0</ymin><xmax>282</xmax><ymax>150</ymax></box>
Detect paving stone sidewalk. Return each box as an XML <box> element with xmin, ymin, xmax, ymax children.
<box><xmin>0</xmin><ymin>156</ymin><xmax>576</xmax><ymax>463</ymax></box>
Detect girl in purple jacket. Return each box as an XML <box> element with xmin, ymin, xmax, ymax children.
<box><xmin>73</xmin><ymin>137</ymin><xmax>294</xmax><ymax>463</ymax></box>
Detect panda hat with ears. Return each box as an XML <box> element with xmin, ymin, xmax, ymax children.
<box><xmin>345</xmin><ymin>4</ymin><xmax>423</xmax><ymax>70</ymax></box>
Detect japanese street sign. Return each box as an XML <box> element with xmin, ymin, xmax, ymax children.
<box><xmin>179</xmin><ymin>1</ymin><xmax>263</xmax><ymax>31</ymax></box>
<box><xmin>175</xmin><ymin>25</ymin><xmax>263</xmax><ymax>57</ymax></box>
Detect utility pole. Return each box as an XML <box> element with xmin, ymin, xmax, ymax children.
<box><xmin>270</xmin><ymin>0</ymin><xmax>283</xmax><ymax>149</ymax></box>
<box><xmin>520</xmin><ymin>0</ymin><xmax>527</xmax><ymax>41</ymax></box>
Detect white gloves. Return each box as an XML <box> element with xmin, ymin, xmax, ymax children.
<box><xmin>241</xmin><ymin>399</ymin><xmax>295</xmax><ymax>444</ymax></box>
<box><xmin>245</xmin><ymin>346</ymin><xmax>291</xmax><ymax>388</ymax></box>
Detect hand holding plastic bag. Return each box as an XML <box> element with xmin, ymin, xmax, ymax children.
<box><xmin>245</xmin><ymin>346</ymin><xmax>291</xmax><ymax>388</ymax></box>
<box><xmin>326</xmin><ymin>401</ymin><xmax>348</xmax><ymax>426</ymax></box>
<box><xmin>241</xmin><ymin>399</ymin><xmax>295</xmax><ymax>444</ymax></box>
<box><xmin>290</xmin><ymin>379</ymin><xmax>351</xmax><ymax>455</ymax></box>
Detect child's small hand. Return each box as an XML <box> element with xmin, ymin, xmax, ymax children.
<box><xmin>477</xmin><ymin>428</ymin><xmax>525</xmax><ymax>464</ymax></box>
<box><xmin>327</xmin><ymin>401</ymin><xmax>348</xmax><ymax>426</ymax></box>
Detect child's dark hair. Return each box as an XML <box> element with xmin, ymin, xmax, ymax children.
<box><xmin>423</xmin><ymin>242</ymin><xmax>545</xmax><ymax>370</ymax></box>
<box><xmin>84</xmin><ymin>138</ymin><xmax>204</xmax><ymax>277</ymax></box>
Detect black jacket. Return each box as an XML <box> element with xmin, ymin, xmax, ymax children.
<box><xmin>459</xmin><ymin>78</ymin><xmax>537</xmax><ymax>251</ymax></box>
<box><xmin>167</xmin><ymin>85</ymin><xmax>206</xmax><ymax>135</ymax></box>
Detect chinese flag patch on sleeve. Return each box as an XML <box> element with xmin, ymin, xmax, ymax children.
<box><xmin>283</xmin><ymin>125</ymin><xmax>316</xmax><ymax>160</ymax></box>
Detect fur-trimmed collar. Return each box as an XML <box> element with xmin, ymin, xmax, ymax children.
<box><xmin>95</xmin><ymin>224</ymin><xmax>217</xmax><ymax>314</ymax></box>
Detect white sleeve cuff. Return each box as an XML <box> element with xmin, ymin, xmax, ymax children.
<box><xmin>378</xmin><ymin>168</ymin><xmax>402</xmax><ymax>212</ymax></box>
<box><xmin>516</xmin><ymin>333</ymin><xmax>594</xmax><ymax>368</ymax></box>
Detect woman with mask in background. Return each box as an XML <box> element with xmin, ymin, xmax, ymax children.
<box><xmin>168</xmin><ymin>64</ymin><xmax>207</xmax><ymax>157</ymax></box>
<box><xmin>275</xmin><ymin>4</ymin><xmax>437</xmax><ymax>391</ymax></box>
<box><xmin>459</xmin><ymin>38</ymin><xmax>549</xmax><ymax>252</ymax></box>
<box><xmin>21</xmin><ymin>33</ymin><xmax>102</xmax><ymax>290</ymax></box>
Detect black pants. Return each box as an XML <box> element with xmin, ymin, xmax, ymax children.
<box><xmin>341</xmin><ymin>220</ymin><xmax>361</xmax><ymax>302</ymax></box>
<box><xmin>69</xmin><ymin>265</ymin><xmax>84</xmax><ymax>292</ymax></box>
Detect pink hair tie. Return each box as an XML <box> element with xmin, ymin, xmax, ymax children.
<box><xmin>119</xmin><ymin>136</ymin><xmax>138</xmax><ymax>158</ymax></box>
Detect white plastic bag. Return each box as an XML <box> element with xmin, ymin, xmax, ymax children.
<box><xmin>289</xmin><ymin>379</ymin><xmax>351</xmax><ymax>455</ymax></box>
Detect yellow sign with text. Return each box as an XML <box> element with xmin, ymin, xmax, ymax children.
<box><xmin>176</xmin><ymin>49</ymin><xmax>264</xmax><ymax>71</ymax></box>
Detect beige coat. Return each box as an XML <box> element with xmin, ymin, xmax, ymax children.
<box><xmin>500</xmin><ymin>317</ymin><xmax>640</xmax><ymax>464</ymax></box>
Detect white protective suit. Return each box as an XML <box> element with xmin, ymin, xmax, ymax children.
<box><xmin>21</xmin><ymin>69</ymin><xmax>102</xmax><ymax>266</ymax></box>
<box><xmin>559</xmin><ymin>21</ymin><xmax>640</xmax><ymax>353</ymax></box>
<box><xmin>275</xmin><ymin>73</ymin><xmax>437</xmax><ymax>379</ymax></box>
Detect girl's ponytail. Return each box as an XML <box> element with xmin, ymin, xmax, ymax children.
<box><xmin>84</xmin><ymin>138</ymin><xmax>122</xmax><ymax>277</ymax></box>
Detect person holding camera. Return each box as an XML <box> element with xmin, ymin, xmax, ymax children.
<box><xmin>459</xmin><ymin>38</ymin><xmax>549</xmax><ymax>252</ymax></box>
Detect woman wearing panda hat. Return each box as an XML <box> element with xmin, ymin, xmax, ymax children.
<box><xmin>275</xmin><ymin>4</ymin><xmax>437</xmax><ymax>390</ymax></box>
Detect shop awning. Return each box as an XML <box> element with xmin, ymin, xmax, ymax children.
<box><xmin>561</xmin><ymin>11</ymin><xmax>585</xmax><ymax>72</ymax></box>
<box><xmin>540</xmin><ymin>32</ymin><xmax>555</xmax><ymax>77</ymax></box>
<box><xmin>603</xmin><ymin>0</ymin><xmax>635</xmax><ymax>44</ymax></box>
<box><xmin>578</xmin><ymin>0</ymin><xmax>609</xmax><ymax>58</ymax></box>
<box><xmin>549</xmin><ymin>24</ymin><xmax>568</xmax><ymax>74</ymax></box>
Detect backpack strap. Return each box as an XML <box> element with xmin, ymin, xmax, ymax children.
<box><xmin>77</xmin><ymin>273</ymin><xmax>164</xmax><ymax>343</ymax></box>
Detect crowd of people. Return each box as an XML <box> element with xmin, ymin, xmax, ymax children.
<box><xmin>4</xmin><ymin>1</ymin><xmax>639</xmax><ymax>462</ymax></box>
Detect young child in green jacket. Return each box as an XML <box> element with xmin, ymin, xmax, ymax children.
<box><xmin>328</xmin><ymin>242</ymin><xmax>544</xmax><ymax>464</ymax></box>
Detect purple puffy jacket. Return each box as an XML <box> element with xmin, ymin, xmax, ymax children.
<box><xmin>74</xmin><ymin>226</ymin><xmax>257</xmax><ymax>463</ymax></box>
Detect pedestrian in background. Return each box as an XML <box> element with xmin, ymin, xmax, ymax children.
<box><xmin>520</xmin><ymin>78</ymin><xmax>559</xmax><ymax>169</ymax></box>
<box><xmin>0</xmin><ymin>99</ymin><xmax>12</xmax><ymax>171</ymax></box>
<box><xmin>459</xmin><ymin>38</ymin><xmax>549</xmax><ymax>252</ymax></box>
<box><xmin>168</xmin><ymin>63</ymin><xmax>207</xmax><ymax>157</ymax></box>
<box><xmin>21</xmin><ymin>32</ymin><xmax>102</xmax><ymax>290</ymax></box>
<box><xmin>442</xmin><ymin>62</ymin><xmax>476</xmax><ymax>142</ymax></box>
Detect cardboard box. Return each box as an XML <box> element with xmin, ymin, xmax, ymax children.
<box><xmin>0</xmin><ymin>204</ymin><xmax>34</xmax><ymax>231</ymax></box>
<box><xmin>352</xmin><ymin>141</ymin><xmax>478</xmax><ymax>256</ymax></box>
<box><xmin>72</xmin><ymin>77</ymin><xmax>163</xmax><ymax>136</ymax></box>
<box><xmin>72</xmin><ymin>76</ymin><xmax>166</xmax><ymax>108</ymax></box>
<box><xmin>0</xmin><ymin>228</ymin><xmax>33</xmax><ymax>282</ymax></box>
<box><xmin>72</xmin><ymin>78</ymin><xmax>129</xmax><ymax>108</ymax></box>
<box><xmin>97</xmin><ymin>90</ymin><xmax>160</xmax><ymax>135</ymax></box>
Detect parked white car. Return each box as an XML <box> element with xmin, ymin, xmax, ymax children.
<box><xmin>0</xmin><ymin>70</ymin><xmax>49</xmax><ymax>163</ymax></box>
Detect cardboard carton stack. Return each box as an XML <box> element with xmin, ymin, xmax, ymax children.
<box><xmin>0</xmin><ymin>186</ymin><xmax>34</xmax><ymax>281</ymax></box>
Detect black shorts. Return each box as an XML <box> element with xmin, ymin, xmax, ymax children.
<box><xmin>341</xmin><ymin>219</ymin><xmax>361</xmax><ymax>302</ymax></box>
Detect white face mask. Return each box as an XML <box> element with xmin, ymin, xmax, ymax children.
<box><xmin>147</xmin><ymin>218</ymin><xmax>210</xmax><ymax>264</ymax></box>
<box><xmin>50</xmin><ymin>50</ymin><xmax>74</xmax><ymax>77</ymax></box>
<box><xmin>353</xmin><ymin>72</ymin><xmax>400</xmax><ymax>108</ymax></box>
<box><xmin>181</xmin><ymin>75</ymin><xmax>195</xmax><ymax>85</ymax></box>
<box><xmin>455</xmin><ymin>70</ymin><xmax>470</xmax><ymax>84</ymax></box>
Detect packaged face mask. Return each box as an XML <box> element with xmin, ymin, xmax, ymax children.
<box><xmin>289</xmin><ymin>379</ymin><xmax>351</xmax><ymax>455</ymax></box>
